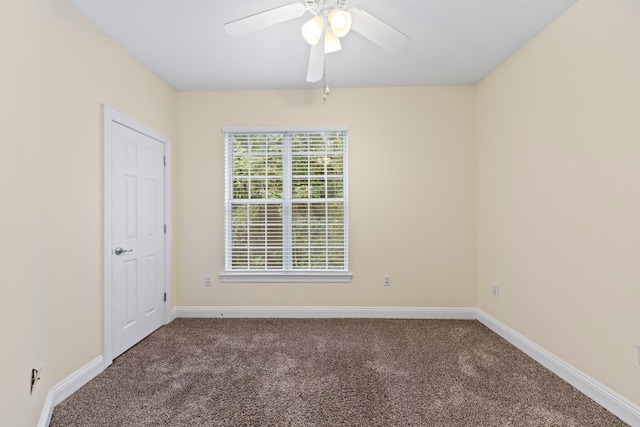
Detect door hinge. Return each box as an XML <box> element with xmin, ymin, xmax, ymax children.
<box><xmin>164</xmin><ymin>156</ymin><xmax>166</xmax><ymax>166</ymax></box>
<box><xmin>164</xmin><ymin>224</ymin><xmax>167</xmax><ymax>234</ymax></box>
<box><xmin>164</xmin><ymin>292</ymin><xmax>167</xmax><ymax>302</ymax></box>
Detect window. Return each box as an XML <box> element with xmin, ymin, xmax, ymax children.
<box><xmin>221</xmin><ymin>128</ymin><xmax>350</xmax><ymax>283</ymax></box>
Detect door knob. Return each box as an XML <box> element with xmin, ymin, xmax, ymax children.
<box><xmin>114</xmin><ymin>247</ymin><xmax>133</xmax><ymax>255</ymax></box>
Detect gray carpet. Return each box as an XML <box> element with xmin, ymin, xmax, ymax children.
<box><xmin>51</xmin><ymin>318</ymin><xmax>626</xmax><ymax>426</ymax></box>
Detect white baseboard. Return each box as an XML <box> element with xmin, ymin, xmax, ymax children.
<box><xmin>477</xmin><ymin>310</ymin><xmax>640</xmax><ymax>427</ymax></box>
<box><xmin>38</xmin><ymin>356</ymin><xmax>104</xmax><ymax>427</ymax></box>
<box><xmin>173</xmin><ymin>306</ymin><xmax>477</xmax><ymax>319</ymax></box>
<box><xmin>38</xmin><ymin>390</ymin><xmax>54</xmax><ymax>427</ymax></box>
<box><xmin>170</xmin><ymin>306</ymin><xmax>179</xmax><ymax>322</ymax></box>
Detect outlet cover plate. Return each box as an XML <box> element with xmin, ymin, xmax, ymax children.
<box><xmin>491</xmin><ymin>282</ymin><xmax>499</xmax><ymax>297</ymax></box>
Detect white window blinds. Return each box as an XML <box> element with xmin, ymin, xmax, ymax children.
<box><xmin>224</xmin><ymin>129</ymin><xmax>349</xmax><ymax>276</ymax></box>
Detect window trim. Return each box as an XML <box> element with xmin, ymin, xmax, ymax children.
<box><xmin>223</xmin><ymin>126</ymin><xmax>349</xmax><ymax>133</ymax></box>
<box><xmin>219</xmin><ymin>271</ymin><xmax>353</xmax><ymax>283</ymax></box>
<box><xmin>222</xmin><ymin>126</ymin><xmax>351</xmax><ymax>283</ymax></box>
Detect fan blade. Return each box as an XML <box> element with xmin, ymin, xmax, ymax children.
<box><xmin>349</xmin><ymin>7</ymin><xmax>411</xmax><ymax>53</ymax></box>
<box><xmin>306</xmin><ymin>42</ymin><xmax>324</xmax><ymax>83</ymax></box>
<box><xmin>224</xmin><ymin>3</ymin><xmax>306</xmax><ymax>37</ymax></box>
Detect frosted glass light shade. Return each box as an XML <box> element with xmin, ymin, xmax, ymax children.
<box><xmin>301</xmin><ymin>16</ymin><xmax>323</xmax><ymax>45</ymax></box>
<box><xmin>328</xmin><ymin>9</ymin><xmax>352</xmax><ymax>38</ymax></box>
<box><xmin>324</xmin><ymin>30</ymin><xmax>342</xmax><ymax>53</ymax></box>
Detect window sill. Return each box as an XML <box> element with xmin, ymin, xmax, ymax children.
<box><xmin>219</xmin><ymin>271</ymin><xmax>353</xmax><ymax>283</ymax></box>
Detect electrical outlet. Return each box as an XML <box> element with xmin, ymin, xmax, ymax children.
<box><xmin>384</xmin><ymin>275</ymin><xmax>391</xmax><ymax>286</ymax></box>
<box><xmin>30</xmin><ymin>365</ymin><xmax>42</xmax><ymax>395</ymax></box>
<box><xmin>491</xmin><ymin>282</ymin><xmax>499</xmax><ymax>297</ymax></box>
<box><xmin>204</xmin><ymin>275</ymin><xmax>212</xmax><ymax>286</ymax></box>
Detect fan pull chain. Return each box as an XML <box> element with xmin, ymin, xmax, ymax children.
<box><xmin>323</xmin><ymin>53</ymin><xmax>330</xmax><ymax>101</ymax></box>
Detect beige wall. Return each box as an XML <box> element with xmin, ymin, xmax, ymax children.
<box><xmin>175</xmin><ymin>88</ymin><xmax>477</xmax><ymax>308</ymax></box>
<box><xmin>476</xmin><ymin>0</ymin><xmax>640</xmax><ymax>407</ymax></box>
<box><xmin>0</xmin><ymin>0</ymin><xmax>176</xmax><ymax>425</ymax></box>
<box><xmin>0</xmin><ymin>1</ymin><xmax>53</xmax><ymax>425</ymax></box>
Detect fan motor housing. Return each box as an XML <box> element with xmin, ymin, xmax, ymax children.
<box><xmin>306</xmin><ymin>0</ymin><xmax>350</xmax><ymax>15</ymax></box>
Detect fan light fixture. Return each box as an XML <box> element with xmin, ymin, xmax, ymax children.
<box><xmin>324</xmin><ymin>30</ymin><xmax>341</xmax><ymax>53</ymax></box>
<box><xmin>301</xmin><ymin>7</ymin><xmax>352</xmax><ymax>53</ymax></box>
<box><xmin>328</xmin><ymin>9</ymin><xmax>352</xmax><ymax>38</ymax></box>
<box><xmin>301</xmin><ymin>15</ymin><xmax>323</xmax><ymax>45</ymax></box>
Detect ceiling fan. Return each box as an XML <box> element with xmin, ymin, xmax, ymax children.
<box><xmin>224</xmin><ymin>0</ymin><xmax>411</xmax><ymax>88</ymax></box>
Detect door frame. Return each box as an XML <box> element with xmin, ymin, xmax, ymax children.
<box><xmin>103</xmin><ymin>105</ymin><xmax>172</xmax><ymax>368</ymax></box>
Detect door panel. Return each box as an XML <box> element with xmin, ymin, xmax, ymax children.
<box><xmin>111</xmin><ymin>121</ymin><xmax>165</xmax><ymax>359</ymax></box>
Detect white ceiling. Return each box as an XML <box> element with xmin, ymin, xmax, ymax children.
<box><xmin>65</xmin><ymin>0</ymin><xmax>578</xmax><ymax>91</ymax></box>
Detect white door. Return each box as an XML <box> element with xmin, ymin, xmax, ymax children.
<box><xmin>110</xmin><ymin>121</ymin><xmax>165</xmax><ymax>359</ymax></box>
